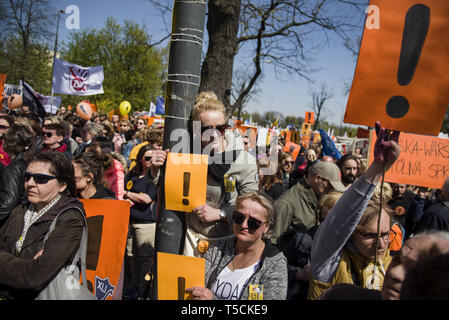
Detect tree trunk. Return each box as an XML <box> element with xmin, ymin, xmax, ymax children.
<box><xmin>199</xmin><ymin>0</ymin><xmax>241</xmax><ymax>111</ymax></box>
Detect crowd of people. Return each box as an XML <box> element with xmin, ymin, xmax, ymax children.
<box><xmin>0</xmin><ymin>93</ymin><xmax>448</xmax><ymax>300</ymax></box>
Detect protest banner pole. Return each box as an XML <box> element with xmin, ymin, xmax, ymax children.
<box><xmin>151</xmin><ymin>0</ymin><xmax>207</xmax><ymax>300</ymax></box>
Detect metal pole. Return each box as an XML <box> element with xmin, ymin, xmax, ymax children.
<box><xmin>150</xmin><ymin>0</ymin><xmax>207</xmax><ymax>300</ymax></box>
<box><xmin>51</xmin><ymin>10</ymin><xmax>65</xmax><ymax>114</ymax></box>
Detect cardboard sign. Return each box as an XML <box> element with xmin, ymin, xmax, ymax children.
<box><xmin>80</xmin><ymin>199</ymin><xmax>130</xmax><ymax>300</ymax></box>
<box><xmin>157</xmin><ymin>252</ymin><xmax>205</xmax><ymax>300</ymax></box>
<box><xmin>345</xmin><ymin>0</ymin><xmax>449</xmax><ymax>136</ymax></box>
<box><xmin>284</xmin><ymin>141</ymin><xmax>301</xmax><ymax>161</ymax></box>
<box><xmin>235</xmin><ymin>124</ymin><xmax>258</xmax><ymax>150</ymax></box>
<box><xmin>164</xmin><ymin>153</ymin><xmax>208</xmax><ymax>212</ymax></box>
<box><xmin>304</xmin><ymin>111</ymin><xmax>315</xmax><ymax>125</ymax></box>
<box><xmin>368</xmin><ymin>130</ymin><xmax>449</xmax><ymax>189</ymax></box>
<box><xmin>301</xmin><ymin>123</ymin><xmax>311</xmax><ymax>136</ymax></box>
<box><xmin>285</xmin><ymin>131</ymin><xmax>300</xmax><ymax>144</ymax></box>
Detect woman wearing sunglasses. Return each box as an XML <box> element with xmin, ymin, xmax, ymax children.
<box><xmin>148</xmin><ymin>92</ymin><xmax>259</xmax><ymax>258</ymax></box>
<box><xmin>0</xmin><ymin>124</ymin><xmax>35</xmax><ymax>226</ymax></box>
<box><xmin>123</xmin><ymin>144</ymin><xmax>158</xmax><ymax>298</ymax></box>
<box><xmin>0</xmin><ymin>151</ymin><xmax>88</xmax><ymax>299</ymax></box>
<box><xmin>187</xmin><ymin>191</ymin><xmax>288</xmax><ymax>300</ymax></box>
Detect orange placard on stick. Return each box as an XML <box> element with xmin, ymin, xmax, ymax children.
<box><xmin>305</xmin><ymin>111</ymin><xmax>315</xmax><ymax>125</ymax></box>
<box><xmin>165</xmin><ymin>153</ymin><xmax>208</xmax><ymax>212</ymax></box>
<box><xmin>284</xmin><ymin>141</ymin><xmax>301</xmax><ymax>161</ymax></box>
<box><xmin>301</xmin><ymin>123</ymin><xmax>311</xmax><ymax>136</ymax></box>
<box><xmin>80</xmin><ymin>199</ymin><xmax>130</xmax><ymax>300</ymax></box>
<box><xmin>157</xmin><ymin>252</ymin><xmax>205</xmax><ymax>300</ymax></box>
<box><xmin>368</xmin><ymin>130</ymin><xmax>449</xmax><ymax>189</ymax></box>
<box><xmin>345</xmin><ymin>0</ymin><xmax>449</xmax><ymax>136</ymax></box>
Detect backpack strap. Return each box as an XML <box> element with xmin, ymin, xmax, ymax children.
<box><xmin>42</xmin><ymin>207</ymin><xmax>89</xmax><ymax>289</ymax></box>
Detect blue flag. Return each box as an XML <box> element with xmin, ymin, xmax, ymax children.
<box><xmin>156</xmin><ymin>96</ymin><xmax>165</xmax><ymax>115</ymax></box>
<box><xmin>319</xmin><ymin>129</ymin><xmax>341</xmax><ymax>160</ymax></box>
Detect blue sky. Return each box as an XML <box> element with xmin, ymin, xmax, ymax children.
<box><xmin>53</xmin><ymin>0</ymin><xmax>365</xmax><ymax>126</ymax></box>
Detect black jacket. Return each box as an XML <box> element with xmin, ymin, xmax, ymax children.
<box><xmin>0</xmin><ymin>153</ymin><xmax>26</xmax><ymax>226</ymax></box>
<box><xmin>0</xmin><ymin>196</ymin><xmax>85</xmax><ymax>299</ymax></box>
<box><xmin>415</xmin><ymin>201</ymin><xmax>449</xmax><ymax>233</ymax></box>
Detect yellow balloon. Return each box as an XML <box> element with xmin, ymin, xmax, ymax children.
<box><xmin>119</xmin><ymin>101</ymin><xmax>132</xmax><ymax>116</ymax></box>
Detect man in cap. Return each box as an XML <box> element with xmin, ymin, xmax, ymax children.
<box><xmin>271</xmin><ymin>160</ymin><xmax>346</xmax><ymax>245</ymax></box>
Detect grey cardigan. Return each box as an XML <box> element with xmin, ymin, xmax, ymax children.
<box><xmin>204</xmin><ymin>237</ymin><xmax>288</xmax><ymax>300</ymax></box>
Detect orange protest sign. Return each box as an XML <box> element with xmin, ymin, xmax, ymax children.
<box><xmin>0</xmin><ymin>74</ymin><xmax>6</xmax><ymax>97</ymax></box>
<box><xmin>157</xmin><ymin>252</ymin><xmax>205</xmax><ymax>300</ymax></box>
<box><xmin>284</xmin><ymin>141</ymin><xmax>301</xmax><ymax>161</ymax></box>
<box><xmin>80</xmin><ymin>199</ymin><xmax>130</xmax><ymax>300</ymax></box>
<box><xmin>305</xmin><ymin>111</ymin><xmax>315</xmax><ymax>125</ymax></box>
<box><xmin>345</xmin><ymin>0</ymin><xmax>449</xmax><ymax>136</ymax></box>
<box><xmin>301</xmin><ymin>122</ymin><xmax>311</xmax><ymax>136</ymax></box>
<box><xmin>368</xmin><ymin>130</ymin><xmax>449</xmax><ymax>189</ymax></box>
<box><xmin>164</xmin><ymin>153</ymin><xmax>208</xmax><ymax>212</ymax></box>
<box><xmin>235</xmin><ymin>125</ymin><xmax>258</xmax><ymax>150</ymax></box>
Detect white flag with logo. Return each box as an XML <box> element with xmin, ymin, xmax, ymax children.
<box><xmin>52</xmin><ymin>58</ymin><xmax>104</xmax><ymax>96</ymax></box>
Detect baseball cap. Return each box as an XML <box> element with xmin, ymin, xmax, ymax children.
<box><xmin>309</xmin><ymin>160</ymin><xmax>346</xmax><ymax>192</ymax></box>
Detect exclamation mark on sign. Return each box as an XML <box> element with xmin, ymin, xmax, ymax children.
<box><xmin>386</xmin><ymin>4</ymin><xmax>430</xmax><ymax>119</ymax></box>
<box><xmin>182</xmin><ymin>172</ymin><xmax>191</xmax><ymax>206</ymax></box>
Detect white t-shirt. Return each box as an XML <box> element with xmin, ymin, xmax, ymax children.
<box><xmin>211</xmin><ymin>260</ymin><xmax>260</xmax><ymax>300</ymax></box>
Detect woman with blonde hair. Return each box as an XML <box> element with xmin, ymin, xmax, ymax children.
<box><xmin>149</xmin><ymin>91</ymin><xmax>259</xmax><ymax>257</ymax></box>
<box><xmin>187</xmin><ymin>191</ymin><xmax>288</xmax><ymax>300</ymax></box>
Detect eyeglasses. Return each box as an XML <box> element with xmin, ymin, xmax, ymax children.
<box><xmin>144</xmin><ymin>156</ymin><xmax>152</xmax><ymax>161</ymax></box>
<box><xmin>201</xmin><ymin>124</ymin><xmax>228</xmax><ymax>135</ymax></box>
<box><xmin>24</xmin><ymin>171</ymin><xmax>57</xmax><ymax>184</ymax></box>
<box><xmin>0</xmin><ymin>125</ymin><xmax>9</xmax><ymax>130</ymax></box>
<box><xmin>42</xmin><ymin>131</ymin><xmax>54</xmax><ymax>138</ymax></box>
<box><xmin>357</xmin><ymin>229</ymin><xmax>397</xmax><ymax>244</ymax></box>
<box><xmin>232</xmin><ymin>211</ymin><xmax>267</xmax><ymax>232</ymax></box>
<box><xmin>283</xmin><ymin>161</ymin><xmax>295</xmax><ymax>165</ymax></box>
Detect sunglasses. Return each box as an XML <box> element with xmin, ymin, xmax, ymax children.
<box><xmin>0</xmin><ymin>125</ymin><xmax>9</xmax><ymax>130</ymax></box>
<box><xmin>42</xmin><ymin>131</ymin><xmax>54</xmax><ymax>138</ymax></box>
<box><xmin>232</xmin><ymin>211</ymin><xmax>267</xmax><ymax>232</ymax></box>
<box><xmin>24</xmin><ymin>171</ymin><xmax>57</xmax><ymax>184</ymax></box>
<box><xmin>144</xmin><ymin>156</ymin><xmax>152</xmax><ymax>161</ymax></box>
<box><xmin>201</xmin><ymin>124</ymin><xmax>228</xmax><ymax>135</ymax></box>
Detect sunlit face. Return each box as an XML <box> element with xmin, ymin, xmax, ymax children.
<box><xmin>140</xmin><ymin>150</ymin><xmax>153</xmax><ymax>170</ymax></box>
<box><xmin>199</xmin><ymin>110</ymin><xmax>226</xmax><ymax>152</ymax></box>
<box><xmin>341</xmin><ymin>159</ymin><xmax>358</xmax><ymax>184</ymax></box>
<box><xmin>119</xmin><ymin>122</ymin><xmax>130</xmax><ymax>133</ymax></box>
<box><xmin>351</xmin><ymin>209</ymin><xmax>391</xmax><ymax>260</ymax></box>
<box><xmin>233</xmin><ymin>199</ymin><xmax>270</xmax><ymax>244</ymax></box>
<box><xmin>137</xmin><ymin>119</ymin><xmax>146</xmax><ymax>130</ymax></box>
<box><xmin>306</xmin><ymin>150</ymin><xmax>316</xmax><ymax>162</ymax></box>
<box><xmin>282</xmin><ymin>156</ymin><xmax>294</xmax><ymax>174</ymax></box>
<box><xmin>42</xmin><ymin>129</ymin><xmax>63</xmax><ymax>149</ymax></box>
<box><xmin>73</xmin><ymin>162</ymin><xmax>91</xmax><ymax>194</ymax></box>
<box><xmin>25</xmin><ymin>161</ymin><xmax>66</xmax><ymax>209</ymax></box>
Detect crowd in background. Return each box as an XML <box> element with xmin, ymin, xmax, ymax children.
<box><xmin>0</xmin><ymin>94</ymin><xmax>448</xmax><ymax>300</ymax></box>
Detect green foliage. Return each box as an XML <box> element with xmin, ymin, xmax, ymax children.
<box><xmin>0</xmin><ymin>36</ymin><xmax>52</xmax><ymax>95</ymax></box>
<box><xmin>60</xmin><ymin>17</ymin><xmax>167</xmax><ymax>113</ymax></box>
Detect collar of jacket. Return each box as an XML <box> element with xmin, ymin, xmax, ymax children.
<box><xmin>206</xmin><ymin>237</ymin><xmax>281</xmax><ymax>289</ymax></box>
<box><xmin>21</xmin><ymin>195</ymin><xmax>85</xmax><ymax>224</ymax></box>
